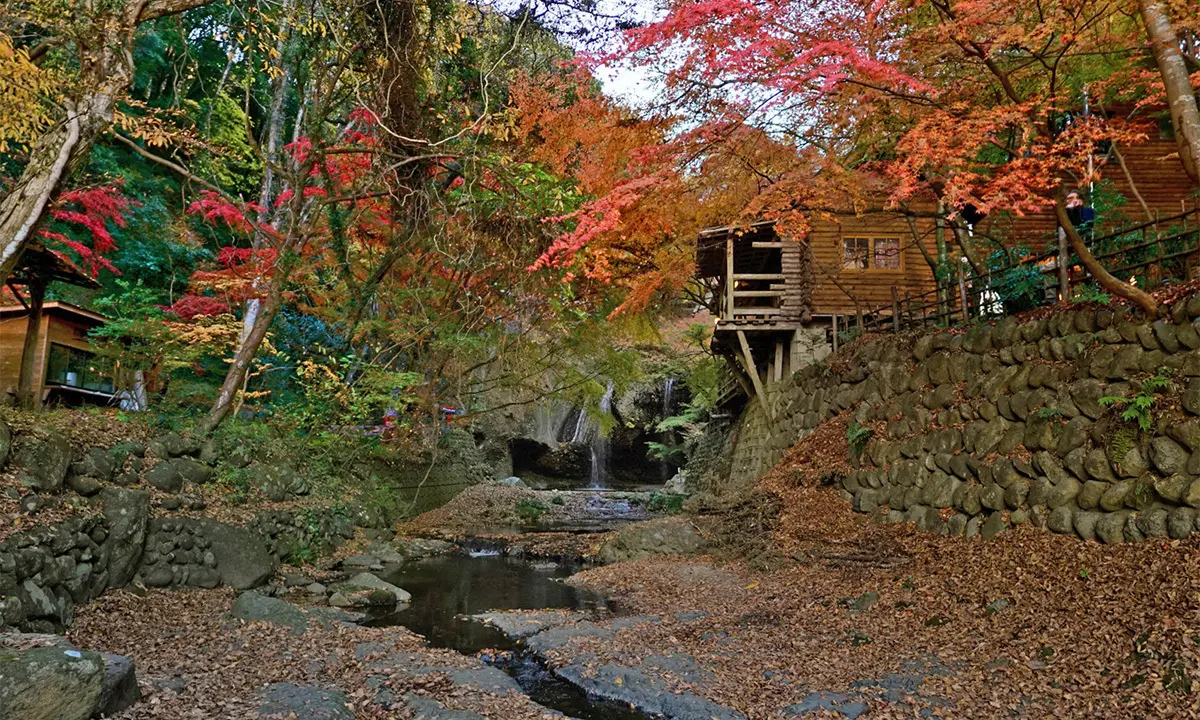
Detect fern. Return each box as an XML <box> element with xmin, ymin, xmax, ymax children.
<box><xmin>1101</xmin><ymin>368</ymin><xmax>1174</xmax><ymax>434</ymax></box>
<box><xmin>847</xmin><ymin>422</ymin><xmax>873</xmax><ymax>458</ymax></box>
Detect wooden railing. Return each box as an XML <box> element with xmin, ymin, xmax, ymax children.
<box><xmin>863</xmin><ymin>207</ymin><xmax>1200</xmax><ymax>333</ymax></box>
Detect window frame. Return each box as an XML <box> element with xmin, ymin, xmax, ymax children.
<box><xmin>841</xmin><ymin>234</ymin><xmax>905</xmax><ymax>273</ymax></box>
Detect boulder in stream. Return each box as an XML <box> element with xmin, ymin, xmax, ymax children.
<box><xmin>330</xmin><ymin>572</ymin><xmax>411</xmax><ymax>607</ymax></box>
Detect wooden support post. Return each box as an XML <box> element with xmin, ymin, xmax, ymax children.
<box><xmin>890</xmin><ymin>286</ymin><xmax>901</xmax><ymax>333</ymax></box>
<box><xmin>16</xmin><ymin>276</ymin><xmax>47</xmax><ymax>411</ymax></box>
<box><xmin>737</xmin><ymin>330</ymin><xmax>775</xmax><ymax>421</ymax></box>
<box><xmin>832</xmin><ymin>315</ymin><xmax>839</xmax><ymax>353</ymax></box>
<box><xmin>725</xmin><ymin>235</ymin><xmax>735</xmax><ymax>319</ymax></box>
<box><xmin>774</xmin><ymin>342</ymin><xmax>784</xmax><ymax>383</ymax></box>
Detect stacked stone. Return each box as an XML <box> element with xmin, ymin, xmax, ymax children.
<box><xmin>137</xmin><ymin>518</ymin><xmax>219</xmax><ymax>588</ymax></box>
<box><xmin>729</xmin><ymin>297</ymin><xmax>1200</xmax><ymax>543</ymax></box>
<box><xmin>249</xmin><ymin>508</ymin><xmax>357</xmax><ymax>564</ymax></box>
<box><xmin>0</xmin><ymin>516</ymin><xmax>108</xmax><ymax>631</ymax></box>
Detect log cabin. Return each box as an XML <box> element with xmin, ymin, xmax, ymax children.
<box><xmin>698</xmin><ymin>124</ymin><xmax>1200</xmax><ymax>410</ymax></box>
<box><xmin>0</xmin><ymin>302</ymin><xmax>114</xmax><ymax>408</ymax></box>
<box><xmin>0</xmin><ymin>242</ymin><xmax>111</xmax><ymax>409</ymax></box>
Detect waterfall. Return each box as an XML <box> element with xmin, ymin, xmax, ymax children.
<box><xmin>588</xmin><ymin>381</ymin><xmax>616</xmax><ymax>488</ymax></box>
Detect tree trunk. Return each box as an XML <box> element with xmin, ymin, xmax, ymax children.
<box><xmin>1055</xmin><ymin>198</ymin><xmax>1160</xmax><ymax>316</ymax></box>
<box><xmin>16</xmin><ymin>277</ymin><xmax>47</xmax><ymax>410</ymax></box>
<box><xmin>1139</xmin><ymin>0</ymin><xmax>1200</xmax><ymax>184</ymax></box>
<box><xmin>950</xmin><ymin>219</ymin><xmax>987</xmax><ymax>277</ymax></box>
<box><xmin>197</xmin><ymin>274</ymin><xmax>287</xmax><ymax>435</ymax></box>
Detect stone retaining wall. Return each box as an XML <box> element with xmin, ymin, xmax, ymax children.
<box><xmin>727</xmin><ymin>299</ymin><xmax>1200</xmax><ymax>543</ymax></box>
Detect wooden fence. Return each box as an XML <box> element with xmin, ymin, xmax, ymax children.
<box><xmin>863</xmin><ymin>207</ymin><xmax>1200</xmax><ymax>334</ymax></box>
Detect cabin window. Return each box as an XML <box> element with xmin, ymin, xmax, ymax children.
<box><xmin>843</xmin><ymin>236</ymin><xmax>902</xmax><ymax>271</ymax></box>
<box><xmin>46</xmin><ymin>344</ymin><xmax>112</xmax><ymax>394</ymax></box>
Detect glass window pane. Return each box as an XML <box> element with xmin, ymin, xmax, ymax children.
<box><xmin>47</xmin><ymin>345</ymin><xmax>70</xmax><ymax>385</ymax></box>
<box><xmin>874</xmin><ymin>237</ymin><xmax>901</xmax><ymax>269</ymax></box>
<box><xmin>843</xmin><ymin>237</ymin><xmax>869</xmax><ymax>269</ymax></box>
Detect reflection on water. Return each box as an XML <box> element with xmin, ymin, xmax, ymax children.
<box><xmin>365</xmin><ymin>554</ymin><xmax>607</xmax><ymax>654</ymax></box>
<box><xmin>363</xmin><ymin>553</ymin><xmax>649</xmax><ymax>720</ymax></box>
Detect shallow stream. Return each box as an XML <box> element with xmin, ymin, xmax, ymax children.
<box><xmin>365</xmin><ymin>553</ymin><xmax>650</xmax><ymax>720</ymax></box>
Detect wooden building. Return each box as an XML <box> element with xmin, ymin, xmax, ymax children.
<box><xmin>697</xmin><ymin>129</ymin><xmax>1199</xmax><ymax>409</ymax></box>
<box><xmin>1</xmin><ymin>241</ymin><xmax>111</xmax><ymax>409</ymax></box>
<box><xmin>0</xmin><ymin>301</ymin><xmax>114</xmax><ymax>408</ymax></box>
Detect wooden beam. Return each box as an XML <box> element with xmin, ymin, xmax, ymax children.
<box><xmin>774</xmin><ymin>342</ymin><xmax>784</xmax><ymax>383</ymax></box>
<box><xmin>733</xmin><ymin>273</ymin><xmax>786</xmax><ymax>280</ymax></box>
<box><xmin>737</xmin><ymin>330</ymin><xmax>775</xmax><ymax>421</ymax></box>
<box><xmin>734</xmin><ymin>290</ymin><xmax>784</xmax><ymax>297</ymax></box>
<box><xmin>751</xmin><ymin>241</ymin><xmax>787</xmax><ymax>248</ymax></box>
<box><xmin>733</xmin><ymin>307</ymin><xmax>782</xmax><ymax>316</ymax></box>
<box><xmin>725</xmin><ymin>234</ymin><xmax>735</xmax><ymax>319</ymax></box>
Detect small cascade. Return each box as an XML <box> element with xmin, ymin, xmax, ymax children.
<box><xmin>588</xmin><ymin>381</ymin><xmax>616</xmax><ymax>488</ymax></box>
<box><xmin>569</xmin><ymin>407</ymin><xmax>590</xmax><ymax>444</ymax></box>
<box><xmin>660</xmin><ymin>376</ymin><xmax>677</xmax><ymax>481</ymax></box>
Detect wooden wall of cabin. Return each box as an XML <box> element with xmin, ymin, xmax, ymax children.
<box><xmin>807</xmin><ymin>213</ymin><xmax>939</xmax><ymax>316</ymax></box>
<box><xmin>979</xmin><ymin>135</ymin><xmax>1198</xmax><ymax>251</ymax></box>
<box><xmin>0</xmin><ymin>314</ymin><xmax>50</xmax><ymax>401</ymax></box>
<box><xmin>0</xmin><ymin>311</ymin><xmax>101</xmax><ymax>403</ymax></box>
<box><xmin>0</xmin><ymin>315</ymin><xmax>28</xmax><ymax>398</ymax></box>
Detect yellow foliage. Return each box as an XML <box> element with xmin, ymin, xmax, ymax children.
<box><xmin>0</xmin><ymin>34</ymin><xmax>57</xmax><ymax>151</ymax></box>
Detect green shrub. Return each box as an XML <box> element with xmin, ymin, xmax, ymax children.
<box><xmin>516</xmin><ymin>499</ymin><xmax>547</xmax><ymax>524</ymax></box>
<box><xmin>646</xmin><ymin>492</ymin><xmax>685</xmax><ymax>514</ymax></box>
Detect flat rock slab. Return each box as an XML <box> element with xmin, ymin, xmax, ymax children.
<box><xmin>231</xmin><ymin>593</ymin><xmax>308</xmax><ymax>635</ymax></box>
<box><xmin>403</xmin><ymin>694</ymin><xmax>488</xmax><ymax>720</ymax></box>
<box><xmin>365</xmin><ymin>652</ymin><xmax>521</xmax><ymax>695</ymax></box>
<box><xmin>554</xmin><ymin>662</ymin><xmax>745</xmax><ymax>720</ymax></box>
<box><xmin>782</xmin><ymin>691</ymin><xmax>868</xmax><ymax>719</ymax></box>
<box><xmin>470</xmin><ymin>610</ymin><xmax>585</xmax><ymax>639</ymax></box>
<box><xmin>524</xmin><ymin>620</ymin><xmax>614</xmax><ymax>653</ymax></box>
<box><xmin>258</xmin><ymin>683</ymin><xmax>353</xmax><ymax>719</ymax></box>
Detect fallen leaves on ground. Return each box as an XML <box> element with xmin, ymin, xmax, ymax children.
<box><xmin>69</xmin><ymin>588</ymin><xmax>563</xmax><ymax>719</ymax></box>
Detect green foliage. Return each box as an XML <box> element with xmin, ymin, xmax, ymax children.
<box><xmin>1100</xmin><ymin>368</ymin><xmax>1174</xmax><ymax>432</ymax></box>
<box><xmin>1034</xmin><ymin>407</ymin><xmax>1066</xmax><ymax>421</ymax></box>
<box><xmin>988</xmin><ymin>246</ymin><xmax>1045</xmax><ymax>313</ymax></box>
<box><xmin>847</xmin><ymin>421</ymin><xmax>873</xmax><ymax>458</ymax></box>
<box><xmin>516</xmin><ymin>499</ymin><xmax>547</xmax><ymax>524</ymax></box>
<box><xmin>838</xmin><ymin>325</ymin><xmax>862</xmax><ymax>346</ymax></box>
<box><xmin>279</xmin><ymin>354</ymin><xmax>424</xmax><ymax>433</ymax></box>
<box><xmin>1071</xmin><ymin>284</ymin><xmax>1111</xmax><ymax>306</ymax></box>
<box><xmin>89</xmin><ymin>280</ymin><xmax>239</xmax><ymax>411</ymax></box>
<box><xmin>646</xmin><ymin>440</ymin><xmax>685</xmax><ymax>463</ymax></box>
<box><xmin>287</xmin><ymin>544</ymin><xmax>317</xmax><ymax>565</ymax></box>
<box><xmin>646</xmin><ymin>492</ymin><xmax>686</xmax><ymax>514</ymax></box>
<box><xmin>550</xmin><ymin>494</ymin><xmax>565</xmax><ymax>505</ymax></box>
